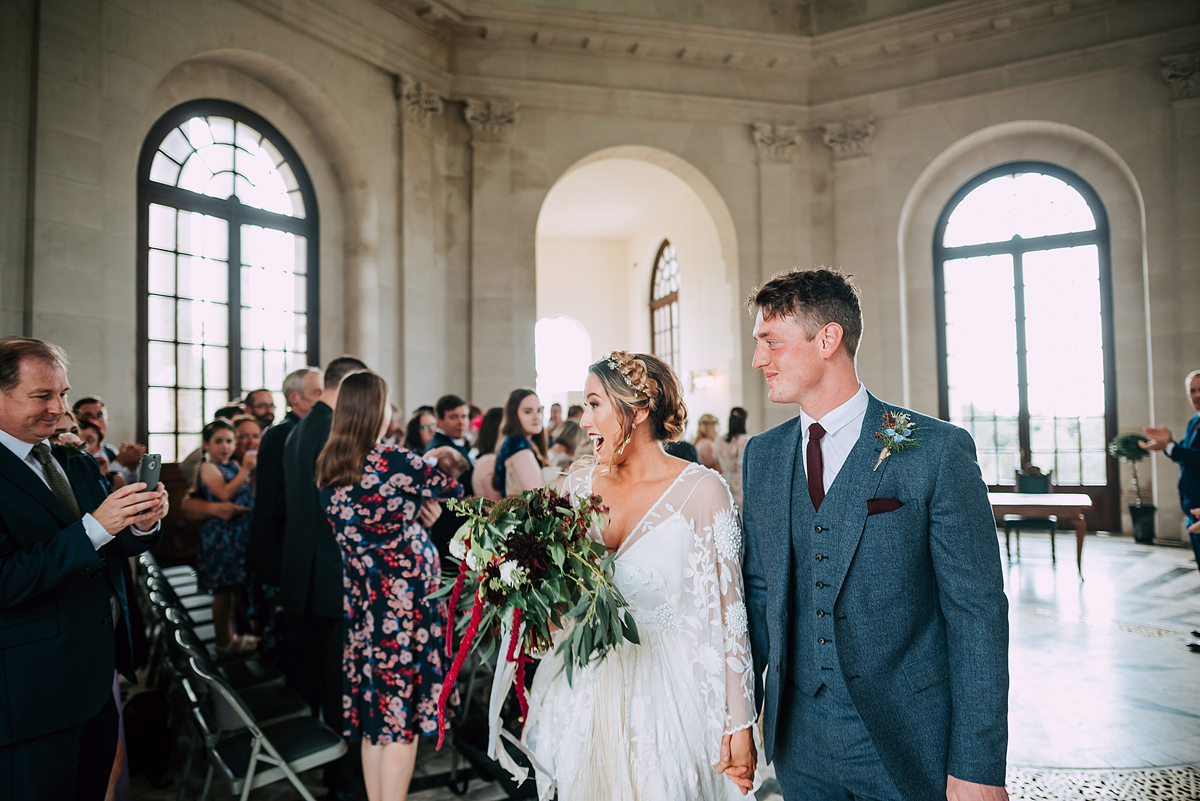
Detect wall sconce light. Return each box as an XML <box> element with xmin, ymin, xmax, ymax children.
<box><xmin>690</xmin><ymin>369</ymin><xmax>716</xmax><ymax>391</ymax></box>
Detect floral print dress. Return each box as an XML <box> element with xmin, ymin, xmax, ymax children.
<box><xmin>320</xmin><ymin>444</ymin><xmax>464</xmax><ymax>744</ymax></box>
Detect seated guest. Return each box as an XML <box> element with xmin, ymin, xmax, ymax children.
<box><xmin>243</xmin><ymin>388</ymin><xmax>276</xmax><ymax>430</ymax></box>
<box><xmin>547</xmin><ymin>402</ymin><xmax>563</xmax><ymax>445</ymax></box>
<box><xmin>547</xmin><ymin>420</ymin><xmax>587</xmax><ymax>474</ymax></box>
<box><xmin>494</xmin><ymin>389</ymin><xmax>549</xmax><ymax>496</ymax></box>
<box><xmin>566</xmin><ymin>404</ymin><xmax>583</xmax><ymax>423</ymax></box>
<box><xmin>196</xmin><ymin>418</ymin><xmax>258</xmax><ymax>656</ymax></box>
<box><xmin>471</xmin><ymin>407</ymin><xmax>504</xmax><ymax>501</ymax></box>
<box><xmin>316</xmin><ymin>371</ymin><xmax>467</xmax><ymax>800</ymax></box>
<box><xmin>404</xmin><ymin>408</ymin><xmax>437</xmax><ymax>452</ymax></box>
<box><xmin>73</xmin><ymin>395</ymin><xmax>146</xmax><ymax>483</ymax></box>
<box><xmin>0</xmin><ymin>336</ymin><xmax>168</xmax><ymax>800</ymax></box>
<box><xmin>427</xmin><ymin>394</ymin><xmax>474</xmax><ymax>487</ymax></box>
<box><xmin>78</xmin><ymin>419</ymin><xmax>124</xmax><ymax>488</ymax></box>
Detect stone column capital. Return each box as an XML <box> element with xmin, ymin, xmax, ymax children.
<box><xmin>1162</xmin><ymin>52</ymin><xmax>1200</xmax><ymax>102</ymax></box>
<box><xmin>822</xmin><ymin>117</ymin><xmax>876</xmax><ymax>161</ymax></box>
<box><xmin>464</xmin><ymin>99</ymin><xmax>520</xmax><ymax>144</ymax></box>
<box><xmin>752</xmin><ymin>123</ymin><xmax>801</xmax><ymax>163</ymax></box>
<box><xmin>397</xmin><ymin>74</ymin><xmax>444</xmax><ymax>129</ymax></box>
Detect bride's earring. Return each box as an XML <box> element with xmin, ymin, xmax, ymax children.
<box><xmin>617</xmin><ymin>422</ymin><xmax>637</xmax><ymax>455</ymax></box>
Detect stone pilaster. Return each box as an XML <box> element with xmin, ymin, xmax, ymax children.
<box><xmin>821</xmin><ymin>117</ymin><xmax>876</xmax><ymax>161</ymax></box>
<box><xmin>752</xmin><ymin>123</ymin><xmax>801</xmax><ymax>164</ymax></box>
<box><xmin>1162</xmin><ymin>52</ymin><xmax>1200</xmax><ymax>102</ymax></box>
<box><xmin>398</xmin><ymin>73</ymin><xmax>444</xmax><ymax>130</ymax></box>
<box><xmin>464</xmin><ymin>99</ymin><xmax>519</xmax><ymax>144</ymax></box>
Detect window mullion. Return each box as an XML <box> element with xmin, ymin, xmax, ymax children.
<box><xmin>229</xmin><ymin>204</ymin><xmax>242</xmax><ymax>400</ymax></box>
<box><xmin>1013</xmin><ymin>244</ymin><xmax>1031</xmax><ymax>468</ymax></box>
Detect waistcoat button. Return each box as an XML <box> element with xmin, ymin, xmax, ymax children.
<box><xmin>815</xmin><ymin>554</ymin><xmax>823</xmax><ymax>561</ymax></box>
<box><xmin>814</xmin><ymin>525</ymin><xmax>823</xmax><ymax>532</ymax></box>
<box><xmin>817</xmin><ymin>637</ymin><xmax>826</xmax><ymax>645</ymax></box>
<box><xmin>817</xmin><ymin>610</ymin><xmax>825</xmax><ymax>617</ymax></box>
<box><xmin>815</xmin><ymin>582</ymin><xmax>824</xmax><ymax>589</ymax></box>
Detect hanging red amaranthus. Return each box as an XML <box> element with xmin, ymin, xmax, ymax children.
<box><xmin>436</xmin><ymin>577</ymin><xmax>484</xmax><ymax>750</ymax></box>
<box><xmin>444</xmin><ymin>561</ymin><xmax>469</xmax><ymax>660</ymax></box>
<box><xmin>506</xmin><ymin>607</ymin><xmax>529</xmax><ymax>719</ymax></box>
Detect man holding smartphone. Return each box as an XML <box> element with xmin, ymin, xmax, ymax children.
<box><xmin>0</xmin><ymin>337</ymin><xmax>169</xmax><ymax>801</ymax></box>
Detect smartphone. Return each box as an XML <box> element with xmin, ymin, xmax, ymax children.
<box><xmin>136</xmin><ymin>453</ymin><xmax>162</xmax><ymax>491</ymax></box>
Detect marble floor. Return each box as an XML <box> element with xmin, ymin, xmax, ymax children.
<box><xmin>134</xmin><ymin>532</ymin><xmax>1200</xmax><ymax>800</ymax></box>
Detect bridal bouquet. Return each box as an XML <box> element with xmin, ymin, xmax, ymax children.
<box><xmin>430</xmin><ymin>486</ymin><xmax>640</xmax><ymax>748</ymax></box>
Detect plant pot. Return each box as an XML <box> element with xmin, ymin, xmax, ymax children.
<box><xmin>1129</xmin><ymin>505</ymin><xmax>1157</xmax><ymax>544</ymax></box>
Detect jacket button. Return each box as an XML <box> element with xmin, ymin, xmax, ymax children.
<box><xmin>102</xmin><ymin>616</ymin><xmax>113</xmax><ymax>626</ymax></box>
<box><xmin>815</xmin><ymin>554</ymin><xmax>824</xmax><ymax>561</ymax></box>
<box><xmin>814</xmin><ymin>525</ymin><xmax>823</xmax><ymax>532</ymax></box>
<box><xmin>817</xmin><ymin>637</ymin><xmax>826</xmax><ymax>645</ymax></box>
<box><xmin>815</xmin><ymin>582</ymin><xmax>824</xmax><ymax>589</ymax></box>
<box><xmin>817</xmin><ymin>610</ymin><xmax>825</xmax><ymax>617</ymax></box>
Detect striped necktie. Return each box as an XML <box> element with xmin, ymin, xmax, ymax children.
<box><xmin>30</xmin><ymin>444</ymin><xmax>82</xmax><ymax>522</ymax></box>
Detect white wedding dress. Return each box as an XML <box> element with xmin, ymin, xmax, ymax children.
<box><xmin>522</xmin><ymin>462</ymin><xmax>759</xmax><ymax>801</ymax></box>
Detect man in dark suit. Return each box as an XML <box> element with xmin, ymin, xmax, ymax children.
<box><xmin>247</xmin><ymin>366</ymin><xmax>323</xmax><ymax>586</ymax></box>
<box><xmin>424</xmin><ymin>395</ymin><xmax>475</xmax><ymax>558</ymax></box>
<box><xmin>281</xmin><ymin>355</ymin><xmax>368</xmax><ymax>800</ymax></box>
<box><xmin>1143</xmin><ymin>370</ymin><xmax>1200</xmax><ymax>567</ymax></box>
<box><xmin>731</xmin><ymin>270</ymin><xmax>1009</xmax><ymax>801</ymax></box>
<box><xmin>0</xmin><ymin>337</ymin><xmax>169</xmax><ymax>800</ymax></box>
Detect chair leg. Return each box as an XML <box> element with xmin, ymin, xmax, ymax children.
<box><xmin>176</xmin><ymin>725</ymin><xmax>197</xmax><ymax>801</ymax></box>
<box><xmin>200</xmin><ymin>765</ymin><xmax>214</xmax><ymax>801</ymax></box>
<box><xmin>240</xmin><ymin>737</ymin><xmax>263</xmax><ymax>801</ymax></box>
<box><xmin>1050</xmin><ymin>526</ymin><xmax>1056</xmax><ymax>565</ymax></box>
<box><xmin>1004</xmin><ymin>527</ymin><xmax>1011</xmax><ymax>559</ymax></box>
<box><xmin>1016</xmin><ymin>530</ymin><xmax>1021</xmax><ymax>558</ymax></box>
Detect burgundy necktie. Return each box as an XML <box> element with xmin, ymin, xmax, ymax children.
<box><xmin>808</xmin><ymin>423</ymin><xmax>826</xmax><ymax>511</ymax></box>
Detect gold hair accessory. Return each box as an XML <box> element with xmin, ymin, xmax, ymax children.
<box><xmin>602</xmin><ymin>352</ymin><xmax>650</xmax><ymax>397</ymax></box>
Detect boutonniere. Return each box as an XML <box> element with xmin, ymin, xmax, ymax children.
<box><xmin>872</xmin><ymin>410</ymin><xmax>919</xmax><ymax>471</ymax></box>
<box><xmin>55</xmin><ymin>432</ymin><xmax>90</xmax><ymax>461</ymax></box>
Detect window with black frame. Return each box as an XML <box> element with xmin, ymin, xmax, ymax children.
<box><xmin>650</xmin><ymin>240</ymin><xmax>681</xmax><ymax>373</ymax></box>
<box><xmin>934</xmin><ymin>162</ymin><xmax>1117</xmax><ymax>528</ymax></box>
<box><xmin>137</xmin><ymin>100</ymin><xmax>318</xmax><ymax>461</ymax></box>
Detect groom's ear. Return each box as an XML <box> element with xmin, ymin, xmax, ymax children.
<box><xmin>818</xmin><ymin>322</ymin><xmax>845</xmax><ymax>359</ymax></box>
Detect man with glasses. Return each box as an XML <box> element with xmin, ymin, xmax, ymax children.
<box><xmin>72</xmin><ymin>396</ymin><xmax>146</xmax><ymax>484</ymax></box>
<box><xmin>243</xmin><ymin>388</ymin><xmax>277</xmax><ymax>430</ymax></box>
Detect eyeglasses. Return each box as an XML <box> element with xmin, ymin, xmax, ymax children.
<box><xmin>421</xmin><ymin>423</ymin><xmax>437</xmax><ymax>431</ymax></box>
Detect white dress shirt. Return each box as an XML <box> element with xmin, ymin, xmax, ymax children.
<box><xmin>0</xmin><ymin>427</ymin><xmax>157</xmax><ymax>550</ymax></box>
<box><xmin>799</xmin><ymin>383</ymin><xmax>870</xmax><ymax>493</ymax></box>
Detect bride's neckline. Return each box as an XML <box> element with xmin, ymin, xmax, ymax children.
<box><xmin>588</xmin><ymin>461</ymin><xmax>699</xmax><ymax>556</ymax></box>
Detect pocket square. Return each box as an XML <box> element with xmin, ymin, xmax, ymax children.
<box><xmin>867</xmin><ymin>497</ymin><xmax>904</xmax><ymax>516</ymax></box>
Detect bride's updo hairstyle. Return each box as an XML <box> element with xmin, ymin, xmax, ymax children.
<box><xmin>588</xmin><ymin>351</ymin><xmax>686</xmax><ymax>458</ymax></box>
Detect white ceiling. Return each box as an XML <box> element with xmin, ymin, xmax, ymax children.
<box><xmin>536</xmin><ymin>158</ymin><xmax>693</xmax><ymax>239</ymax></box>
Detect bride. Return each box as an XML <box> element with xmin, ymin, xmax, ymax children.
<box><xmin>522</xmin><ymin>351</ymin><xmax>759</xmax><ymax>800</ymax></box>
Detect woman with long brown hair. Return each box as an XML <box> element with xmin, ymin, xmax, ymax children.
<box><xmin>492</xmin><ymin>388</ymin><xmax>549</xmax><ymax>496</ymax></box>
<box><xmin>316</xmin><ymin>371</ymin><xmax>467</xmax><ymax>801</ymax></box>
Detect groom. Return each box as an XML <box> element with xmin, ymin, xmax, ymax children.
<box><xmin>738</xmin><ymin>269</ymin><xmax>1009</xmax><ymax>800</ymax></box>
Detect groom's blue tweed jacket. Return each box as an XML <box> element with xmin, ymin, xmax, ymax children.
<box><xmin>742</xmin><ymin>393</ymin><xmax>1008</xmax><ymax>799</ymax></box>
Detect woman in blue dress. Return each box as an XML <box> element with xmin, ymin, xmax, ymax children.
<box><xmin>493</xmin><ymin>388</ymin><xmax>549</xmax><ymax>496</ymax></box>
<box><xmin>196</xmin><ymin>418</ymin><xmax>258</xmax><ymax>656</ymax></box>
<box><xmin>316</xmin><ymin>371</ymin><xmax>468</xmax><ymax>801</ymax></box>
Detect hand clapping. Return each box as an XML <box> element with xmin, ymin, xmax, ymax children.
<box><xmin>1140</xmin><ymin>426</ymin><xmax>1172</xmax><ymax>451</ymax></box>
<box><xmin>91</xmin><ymin>481</ymin><xmax>169</xmax><ymax>535</ymax></box>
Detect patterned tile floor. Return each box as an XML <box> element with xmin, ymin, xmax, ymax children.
<box><xmin>134</xmin><ymin>533</ymin><xmax>1200</xmax><ymax>800</ymax></box>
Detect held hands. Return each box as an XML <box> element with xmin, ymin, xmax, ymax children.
<box><xmin>418</xmin><ymin>499</ymin><xmax>443</xmax><ymax>528</ymax></box>
<box><xmin>427</xmin><ymin>446</ymin><xmax>468</xmax><ymax>478</ymax></box>
<box><xmin>1188</xmin><ymin>510</ymin><xmax>1200</xmax><ymax>535</ymax></box>
<box><xmin>1140</xmin><ymin>426</ymin><xmax>1172</xmax><ymax>451</ymax></box>
<box><xmin>947</xmin><ymin>776</ymin><xmax>1008</xmax><ymax>801</ymax></box>
<box><xmin>715</xmin><ymin>728</ymin><xmax>757</xmax><ymax>795</ymax></box>
<box><xmin>92</xmin><ymin>482</ymin><xmax>169</xmax><ymax>535</ymax></box>
<box><xmin>214</xmin><ymin>501</ymin><xmax>250</xmax><ymax>521</ymax></box>
<box><xmin>115</xmin><ymin>442</ymin><xmax>146</xmax><ymax>469</ymax></box>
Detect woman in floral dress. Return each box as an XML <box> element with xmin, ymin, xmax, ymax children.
<box><xmin>316</xmin><ymin>371</ymin><xmax>467</xmax><ymax>801</ymax></box>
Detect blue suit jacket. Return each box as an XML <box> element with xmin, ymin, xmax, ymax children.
<box><xmin>742</xmin><ymin>393</ymin><xmax>1009</xmax><ymax>798</ymax></box>
<box><xmin>1171</xmin><ymin>414</ymin><xmax>1200</xmax><ymax>519</ymax></box>
<box><xmin>0</xmin><ymin>444</ymin><xmax>161</xmax><ymax>746</ymax></box>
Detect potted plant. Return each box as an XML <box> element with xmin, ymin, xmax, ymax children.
<box><xmin>1108</xmin><ymin>432</ymin><xmax>1156</xmax><ymax>544</ymax></box>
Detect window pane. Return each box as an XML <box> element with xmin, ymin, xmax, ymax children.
<box><xmin>199</xmin><ymin>302</ymin><xmax>228</xmax><ymax>346</ymax></box>
<box><xmin>177</xmin><ymin>344</ymin><xmax>203</xmax><ymax>388</ymax></box>
<box><xmin>178</xmin><ymin>433</ymin><xmax>201</xmax><ymax>459</ymax></box>
<box><xmin>178</xmin><ymin>153</ymin><xmax>213</xmax><ymax>193</ymax></box>
<box><xmin>148</xmin><ymin>250</ymin><xmax>175</xmax><ymax>295</ymax></box>
<box><xmin>204</xmin><ymin>391</ymin><xmax>228</xmax><ymax>422</ymax></box>
<box><xmin>943</xmin><ymin>254</ymin><xmax>1020</xmax><ymax>485</ymax></box>
<box><xmin>176</xmin><ymin>299</ymin><xmax>197</xmax><ymax>343</ymax></box>
<box><xmin>148</xmin><ymin>295</ymin><xmax>175</xmax><ymax>341</ymax></box>
<box><xmin>160</xmin><ymin>127</ymin><xmax>193</xmax><ymax>164</ymax></box>
<box><xmin>148</xmin><ymin>434</ymin><xmax>176</xmax><ymax>464</ymax></box>
<box><xmin>242</xmin><ymin>350</ymin><xmax>263</xmax><ymax>390</ymax></box>
<box><xmin>148</xmin><ymin>388</ymin><xmax>175</xmax><ymax>432</ymax></box>
<box><xmin>264</xmin><ymin>351</ymin><xmax>287</xmax><ymax>393</ymax></box>
<box><xmin>148</xmin><ymin>204</ymin><xmax>175</xmax><ymax>250</ymax></box>
<box><xmin>178</xmin><ymin>389</ymin><xmax>203</xmax><ymax>432</ymax></box>
<box><xmin>943</xmin><ymin>172</ymin><xmax>1096</xmax><ymax>247</ymax></box>
<box><xmin>148</xmin><ymin>341</ymin><xmax>175</xmax><ymax>387</ymax></box>
<box><xmin>149</xmin><ymin>152</ymin><xmax>180</xmax><ymax>185</ymax></box>
<box><xmin>204</xmin><ymin>345</ymin><xmax>228</xmax><ymax>389</ymax></box>
<box><xmin>1023</xmin><ymin>245</ymin><xmax>1106</xmax><ymax>485</ymax></box>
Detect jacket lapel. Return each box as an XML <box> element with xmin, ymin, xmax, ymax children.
<box><xmin>0</xmin><ymin>442</ymin><xmax>74</xmax><ymax>528</ymax></box>
<box><xmin>831</xmin><ymin>393</ymin><xmax>891</xmax><ymax>588</ymax></box>
<box><xmin>764</xmin><ymin>418</ymin><xmax>801</xmax><ymax>615</ymax></box>
<box><xmin>58</xmin><ymin>448</ymin><xmax>101</xmax><ymax>515</ymax></box>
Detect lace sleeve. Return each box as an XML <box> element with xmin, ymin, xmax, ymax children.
<box><xmin>680</xmin><ymin>470</ymin><xmax>756</xmax><ymax>749</ymax></box>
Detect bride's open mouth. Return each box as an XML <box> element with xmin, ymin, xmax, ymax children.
<box><xmin>589</xmin><ymin>432</ymin><xmax>604</xmax><ymax>451</ymax></box>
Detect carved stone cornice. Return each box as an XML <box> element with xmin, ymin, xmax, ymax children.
<box><xmin>463</xmin><ymin>99</ymin><xmax>519</xmax><ymax>143</ymax></box>
<box><xmin>398</xmin><ymin>74</ymin><xmax>444</xmax><ymax>128</ymax></box>
<box><xmin>752</xmin><ymin>123</ymin><xmax>801</xmax><ymax>163</ymax></box>
<box><xmin>822</xmin><ymin>117</ymin><xmax>876</xmax><ymax>161</ymax></box>
<box><xmin>1162</xmin><ymin>52</ymin><xmax>1200</xmax><ymax>102</ymax></box>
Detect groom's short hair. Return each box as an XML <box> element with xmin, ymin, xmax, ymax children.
<box><xmin>749</xmin><ymin>268</ymin><xmax>863</xmax><ymax>359</ymax></box>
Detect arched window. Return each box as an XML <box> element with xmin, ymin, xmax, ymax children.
<box><xmin>650</xmin><ymin>240</ymin><xmax>680</xmax><ymax>372</ymax></box>
<box><xmin>137</xmin><ymin>100</ymin><xmax>318</xmax><ymax>461</ymax></box>
<box><xmin>934</xmin><ymin>162</ymin><xmax>1116</xmax><ymax>527</ymax></box>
